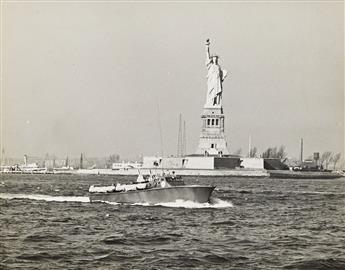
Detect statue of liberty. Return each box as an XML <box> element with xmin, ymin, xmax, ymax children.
<box><xmin>205</xmin><ymin>39</ymin><xmax>228</xmax><ymax>108</ymax></box>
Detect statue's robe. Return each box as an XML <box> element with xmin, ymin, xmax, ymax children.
<box><xmin>205</xmin><ymin>58</ymin><xmax>227</xmax><ymax>107</ymax></box>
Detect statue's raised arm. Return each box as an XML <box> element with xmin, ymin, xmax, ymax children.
<box><xmin>205</xmin><ymin>39</ymin><xmax>211</xmax><ymax>63</ymax></box>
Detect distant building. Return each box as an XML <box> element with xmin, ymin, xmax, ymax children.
<box><xmin>112</xmin><ymin>162</ymin><xmax>143</xmax><ymax>170</ymax></box>
<box><xmin>143</xmin><ymin>156</ymin><xmax>241</xmax><ymax>170</ymax></box>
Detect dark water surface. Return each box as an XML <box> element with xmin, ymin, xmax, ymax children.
<box><xmin>1</xmin><ymin>174</ymin><xmax>345</xmax><ymax>270</ymax></box>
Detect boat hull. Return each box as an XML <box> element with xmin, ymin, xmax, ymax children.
<box><xmin>89</xmin><ymin>185</ymin><xmax>215</xmax><ymax>204</ymax></box>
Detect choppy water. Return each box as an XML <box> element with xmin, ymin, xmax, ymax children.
<box><xmin>1</xmin><ymin>174</ymin><xmax>345</xmax><ymax>270</ymax></box>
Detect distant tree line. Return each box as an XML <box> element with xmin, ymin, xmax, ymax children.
<box><xmin>42</xmin><ymin>153</ymin><xmax>122</xmax><ymax>169</ymax></box>
<box><xmin>249</xmin><ymin>147</ymin><xmax>258</xmax><ymax>158</ymax></box>
<box><xmin>319</xmin><ymin>151</ymin><xmax>341</xmax><ymax>170</ymax></box>
<box><xmin>105</xmin><ymin>154</ymin><xmax>121</xmax><ymax>169</ymax></box>
<box><xmin>261</xmin><ymin>145</ymin><xmax>287</xmax><ymax>159</ymax></box>
<box><xmin>233</xmin><ymin>145</ymin><xmax>288</xmax><ymax>159</ymax></box>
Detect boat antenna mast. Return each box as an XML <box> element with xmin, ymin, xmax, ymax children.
<box><xmin>177</xmin><ymin>113</ymin><xmax>183</xmax><ymax>157</ymax></box>
<box><xmin>157</xmin><ymin>103</ymin><xmax>165</xmax><ymax>175</ymax></box>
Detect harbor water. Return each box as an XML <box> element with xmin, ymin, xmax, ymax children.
<box><xmin>1</xmin><ymin>174</ymin><xmax>345</xmax><ymax>269</ymax></box>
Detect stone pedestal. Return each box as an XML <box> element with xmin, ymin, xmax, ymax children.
<box><xmin>195</xmin><ymin>106</ymin><xmax>229</xmax><ymax>156</ymax></box>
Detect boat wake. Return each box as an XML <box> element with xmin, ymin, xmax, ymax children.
<box><xmin>103</xmin><ymin>198</ymin><xmax>233</xmax><ymax>208</ymax></box>
<box><xmin>153</xmin><ymin>198</ymin><xmax>233</xmax><ymax>208</ymax></box>
<box><xmin>0</xmin><ymin>193</ymin><xmax>90</xmax><ymax>203</ymax></box>
<box><xmin>0</xmin><ymin>193</ymin><xmax>232</xmax><ymax>209</ymax></box>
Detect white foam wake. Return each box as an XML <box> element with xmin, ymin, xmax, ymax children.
<box><xmin>102</xmin><ymin>201</ymin><xmax>120</xmax><ymax>205</ymax></box>
<box><xmin>154</xmin><ymin>198</ymin><xmax>233</xmax><ymax>208</ymax></box>
<box><xmin>0</xmin><ymin>193</ymin><xmax>232</xmax><ymax>208</ymax></box>
<box><xmin>102</xmin><ymin>198</ymin><xmax>233</xmax><ymax>208</ymax></box>
<box><xmin>0</xmin><ymin>193</ymin><xmax>90</xmax><ymax>203</ymax></box>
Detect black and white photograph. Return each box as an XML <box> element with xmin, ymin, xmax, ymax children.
<box><xmin>1</xmin><ymin>1</ymin><xmax>344</xmax><ymax>269</ymax></box>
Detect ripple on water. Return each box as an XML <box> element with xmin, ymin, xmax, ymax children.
<box><xmin>284</xmin><ymin>258</ymin><xmax>345</xmax><ymax>270</ymax></box>
<box><xmin>102</xmin><ymin>234</ymin><xmax>172</xmax><ymax>246</ymax></box>
<box><xmin>23</xmin><ymin>233</ymin><xmax>65</xmax><ymax>243</ymax></box>
<box><xmin>16</xmin><ymin>252</ymin><xmax>65</xmax><ymax>261</ymax></box>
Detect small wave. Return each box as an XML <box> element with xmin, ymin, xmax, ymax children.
<box><xmin>211</xmin><ymin>220</ymin><xmax>236</xmax><ymax>226</ymax></box>
<box><xmin>284</xmin><ymin>258</ymin><xmax>345</xmax><ymax>270</ymax></box>
<box><xmin>24</xmin><ymin>233</ymin><xmax>65</xmax><ymax>243</ymax></box>
<box><xmin>102</xmin><ymin>234</ymin><xmax>127</xmax><ymax>245</ymax></box>
<box><xmin>0</xmin><ymin>193</ymin><xmax>89</xmax><ymax>203</ymax></box>
<box><xmin>261</xmin><ymin>189</ymin><xmax>345</xmax><ymax>196</ymax></box>
<box><xmin>17</xmin><ymin>252</ymin><xmax>65</xmax><ymax>261</ymax></box>
<box><xmin>289</xmin><ymin>191</ymin><xmax>345</xmax><ymax>195</ymax></box>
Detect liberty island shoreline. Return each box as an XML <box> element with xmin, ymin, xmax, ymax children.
<box><xmin>65</xmin><ymin>167</ymin><xmax>269</xmax><ymax>177</ymax></box>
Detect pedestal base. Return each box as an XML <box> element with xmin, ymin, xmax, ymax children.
<box><xmin>195</xmin><ymin>107</ymin><xmax>229</xmax><ymax>156</ymax></box>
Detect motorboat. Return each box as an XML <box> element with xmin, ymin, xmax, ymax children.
<box><xmin>89</xmin><ymin>173</ymin><xmax>215</xmax><ymax>204</ymax></box>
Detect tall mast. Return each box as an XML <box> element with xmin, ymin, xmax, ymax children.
<box><xmin>80</xmin><ymin>153</ymin><xmax>83</xmax><ymax>169</ymax></box>
<box><xmin>182</xmin><ymin>120</ymin><xmax>186</xmax><ymax>156</ymax></box>
<box><xmin>157</xmin><ymin>104</ymin><xmax>164</xmax><ymax>157</ymax></box>
<box><xmin>1</xmin><ymin>148</ymin><xmax>4</xmax><ymax>166</ymax></box>
<box><xmin>248</xmin><ymin>134</ymin><xmax>252</xmax><ymax>157</ymax></box>
<box><xmin>177</xmin><ymin>113</ymin><xmax>183</xmax><ymax>157</ymax></box>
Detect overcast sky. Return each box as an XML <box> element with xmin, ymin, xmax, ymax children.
<box><xmin>2</xmin><ymin>1</ymin><xmax>344</xmax><ymax>160</ymax></box>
